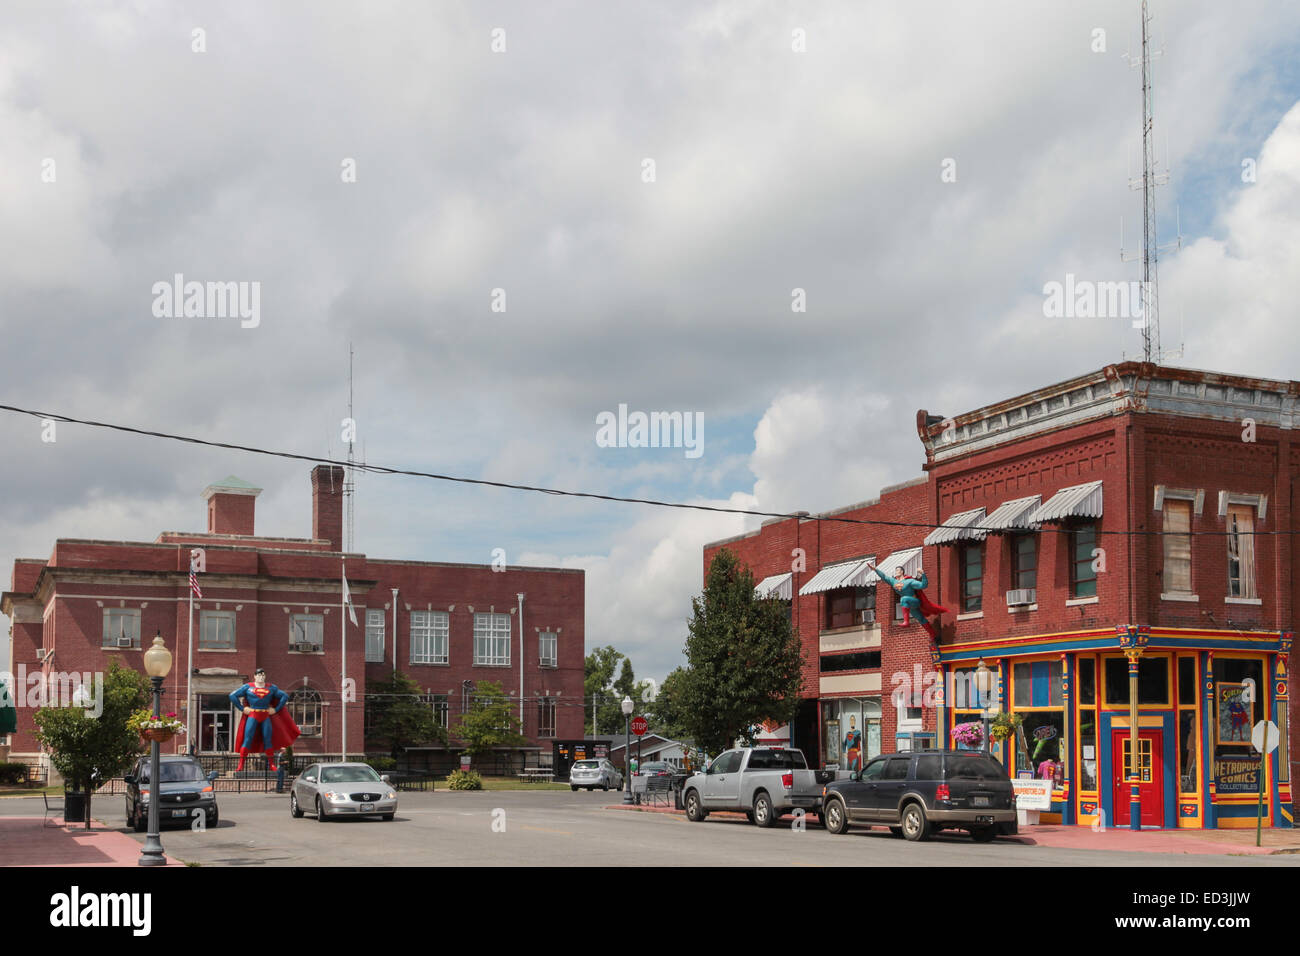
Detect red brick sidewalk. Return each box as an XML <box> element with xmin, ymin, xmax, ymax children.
<box><xmin>0</xmin><ymin>817</ymin><xmax>182</xmax><ymax>867</ymax></box>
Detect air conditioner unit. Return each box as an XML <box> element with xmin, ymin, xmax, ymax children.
<box><xmin>35</xmin><ymin>648</ymin><xmax>49</xmax><ymax>662</ymax></box>
<box><xmin>860</xmin><ymin>609</ymin><xmax>877</xmax><ymax>625</ymax></box>
<box><xmin>1005</xmin><ymin>588</ymin><xmax>1037</xmax><ymax>607</ymax></box>
<box><xmin>117</xmin><ymin>636</ymin><xmax>134</xmax><ymax>648</ymax></box>
<box><xmin>293</xmin><ymin>642</ymin><xmax>322</xmax><ymax>653</ymax></box>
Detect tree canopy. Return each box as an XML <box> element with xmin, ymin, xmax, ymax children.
<box><xmin>455</xmin><ymin>680</ymin><xmax>526</xmax><ymax>757</ymax></box>
<box><xmin>365</xmin><ymin>670</ymin><xmax>448</xmax><ymax>756</ymax></box>
<box><xmin>584</xmin><ymin>645</ymin><xmax>653</xmax><ymax>735</ymax></box>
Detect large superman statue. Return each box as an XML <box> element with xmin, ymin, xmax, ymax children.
<box><xmin>871</xmin><ymin>562</ymin><xmax>950</xmax><ymax>639</ymax></box>
<box><xmin>230</xmin><ymin>668</ymin><xmax>300</xmax><ymax>771</ymax></box>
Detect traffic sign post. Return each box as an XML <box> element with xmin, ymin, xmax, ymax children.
<box><xmin>1253</xmin><ymin>719</ymin><xmax>1280</xmax><ymax>847</ymax></box>
<box><xmin>631</xmin><ymin>716</ymin><xmax>648</xmax><ymax>736</ymax></box>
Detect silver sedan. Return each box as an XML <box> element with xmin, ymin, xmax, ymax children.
<box><xmin>569</xmin><ymin>758</ymin><xmax>623</xmax><ymax>791</ymax></box>
<box><xmin>290</xmin><ymin>762</ymin><xmax>398</xmax><ymax>822</ymax></box>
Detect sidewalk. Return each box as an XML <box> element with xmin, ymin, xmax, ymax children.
<box><xmin>0</xmin><ymin>817</ymin><xmax>182</xmax><ymax>866</ymax></box>
<box><xmin>607</xmin><ymin>803</ymin><xmax>1300</xmax><ymax>855</ymax></box>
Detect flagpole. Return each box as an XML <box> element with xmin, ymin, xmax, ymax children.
<box><xmin>186</xmin><ymin>555</ymin><xmax>195</xmax><ymax>754</ymax></box>
<box><xmin>341</xmin><ymin>557</ymin><xmax>347</xmax><ymax>763</ymax></box>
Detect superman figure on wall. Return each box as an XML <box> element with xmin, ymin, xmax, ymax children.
<box><xmin>870</xmin><ymin>561</ymin><xmax>950</xmax><ymax>639</ymax></box>
<box><xmin>230</xmin><ymin>667</ymin><xmax>300</xmax><ymax>771</ymax></box>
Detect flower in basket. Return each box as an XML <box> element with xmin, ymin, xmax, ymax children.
<box><xmin>126</xmin><ymin>708</ymin><xmax>186</xmax><ymax>736</ymax></box>
<box><xmin>950</xmin><ymin>721</ymin><xmax>984</xmax><ymax>747</ymax></box>
<box><xmin>989</xmin><ymin>711</ymin><xmax>1023</xmax><ymax>743</ymax></box>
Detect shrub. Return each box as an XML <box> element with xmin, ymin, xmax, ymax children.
<box><xmin>0</xmin><ymin>762</ymin><xmax>29</xmax><ymax>785</ymax></box>
<box><xmin>368</xmin><ymin>756</ymin><xmax>397</xmax><ymax>771</ymax></box>
<box><xmin>446</xmin><ymin>769</ymin><xmax>483</xmax><ymax>791</ymax></box>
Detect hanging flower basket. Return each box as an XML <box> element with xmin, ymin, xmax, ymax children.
<box><xmin>141</xmin><ymin>727</ymin><xmax>176</xmax><ymax>744</ymax></box>
<box><xmin>127</xmin><ymin>708</ymin><xmax>186</xmax><ymax>743</ymax></box>
<box><xmin>950</xmin><ymin>721</ymin><xmax>984</xmax><ymax>748</ymax></box>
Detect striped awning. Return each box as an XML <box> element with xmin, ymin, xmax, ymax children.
<box><xmin>753</xmin><ymin>572</ymin><xmax>793</xmax><ymax>601</ymax></box>
<box><xmin>982</xmin><ymin>495</ymin><xmax>1042</xmax><ymax>533</ymax></box>
<box><xmin>798</xmin><ymin>557</ymin><xmax>876</xmax><ymax>596</ymax></box>
<box><xmin>877</xmin><ymin>547</ymin><xmax>924</xmax><ymax>578</ymax></box>
<box><xmin>1028</xmin><ymin>481</ymin><xmax>1104</xmax><ymax>523</ymax></box>
<box><xmin>924</xmin><ymin>508</ymin><xmax>987</xmax><ymax>546</ymax></box>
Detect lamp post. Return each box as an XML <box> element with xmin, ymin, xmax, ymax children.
<box><xmin>139</xmin><ymin>632</ymin><xmax>173</xmax><ymax>867</ymax></box>
<box><xmin>621</xmin><ymin>695</ymin><xmax>634</xmax><ymax>805</ymax></box>
<box><xmin>974</xmin><ymin>659</ymin><xmax>993</xmax><ymax>753</ymax></box>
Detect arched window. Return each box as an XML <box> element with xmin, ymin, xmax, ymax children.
<box><xmin>290</xmin><ymin>688</ymin><xmax>322</xmax><ymax>737</ymax></box>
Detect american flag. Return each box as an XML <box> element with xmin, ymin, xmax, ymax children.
<box><xmin>189</xmin><ymin>552</ymin><xmax>202</xmax><ymax>599</ymax></box>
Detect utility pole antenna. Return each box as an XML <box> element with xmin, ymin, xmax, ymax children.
<box><xmin>1121</xmin><ymin>0</ymin><xmax>1181</xmax><ymax>364</ymax></box>
<box><xmin>345</xmin><ymin>344</ymin><xmax>356</xmax><ymax>553</ymax></box>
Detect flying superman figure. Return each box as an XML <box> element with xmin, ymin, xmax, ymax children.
<box><xmin>870</xmin><ymin>561</ymin><xmax>950</xmax><ymax>639</ymax></box>
<box><xmin>229</xmin><ymin>667</ymin><xmax>300</xmax><ymax>771</ymax></box>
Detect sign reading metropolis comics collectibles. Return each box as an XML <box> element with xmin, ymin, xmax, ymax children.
<box><xmin>1214</xmin><ymin>755</ymin><xmax>1261</xmax><ymax>794</ymax></box>
<box><xmin>1217</xmin><ymin>683</ymin><xmax>1253</xmax><ymax>746</ymax></box>
<box><xmin>1011</xmin><ymin>777</ymin><xmax>1053</xmax><ymax>811</ymax></box>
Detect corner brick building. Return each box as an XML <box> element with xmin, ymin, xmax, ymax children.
<box><xmin>2</xmin><ymin>465</ymin><xmax>584</xmax><ymax>773</ymax></box>
<box><xmin>705</xmin><ymin>363</ymin><xmax>1296</xmax><ymax>830</ymax></box>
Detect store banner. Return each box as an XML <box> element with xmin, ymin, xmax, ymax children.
<box><xmin>1012</xmin><ymin>777</ymin><xmax>1054</xmax><ymax>810</ymax></box>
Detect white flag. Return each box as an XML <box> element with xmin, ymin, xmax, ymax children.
<box><xmin>343</xmin><ymin>571</ymin><xmax>358</xmax><ymax>626</ymax></box>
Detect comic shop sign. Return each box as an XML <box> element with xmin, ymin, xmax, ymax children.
<box><xmin>1214</xmin><ymin>756</ymin><xmax>1260</xmax><ymax>794</ymax></box>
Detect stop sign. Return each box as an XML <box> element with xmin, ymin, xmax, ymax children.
<box><xmin>631</xmin><ymin>716</ymin><xmax>648</xmax><ymax>736</ymax></box>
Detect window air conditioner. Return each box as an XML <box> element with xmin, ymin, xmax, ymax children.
<box><xmin>117</xmin><ymin>636</ymin><xmax>134</xmax><ymax>647</ymax></box>
<box><xmin>860</xmin><ymin>609</ymin><xmax>877</xmax><ymax>625</ymax></box>
<box><xmin>1005</xmin><ymin>588</ymin><xmax>1037</xmax><ymax>607</ymax></box>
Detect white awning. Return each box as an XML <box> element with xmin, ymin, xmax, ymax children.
<box><xmin>1028</xmin><ymin>481</ymin><xmax>1104</xmax><ymax>523</ymax></box>
<box><xmin>982</xmin><ymin>495</ymin><xmax>1042</xmax><ymax>533</ymax></box>
<box><xmin>798</xmin><ymin>557</ymin><xmax>876</xmax><ymax>596</ymax></box>
<box><xmin>877</xmin><ymin>547</ymin><xmax>924</xmax><ymax>578</ymax></box>
<box><xmin>924</xmin><ymin>508</ymin><xmax>987</xmax><ymax>546</ymax></box>
<box><xmin>753</xmin><ymin>572</ymin><xmax>793</xmax><ymax>601</ymax></box>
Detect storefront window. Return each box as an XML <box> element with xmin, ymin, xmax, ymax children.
<box><xmin>1078</xmin><ymin>706</ymin><xmax>1097</xmax><ymax>791</ymax></box>
<box><xmin>1178</xmin><ymin>657</ymin><xmax>1196</xmax><ymax>706</ymax></box>
<box><xmin>1212</xmin><ymin>657</ymin><xmax>1265</xmax><ymax>795</ymax></box>
<box><xmin>1020</xmin><ymin>711</ymin><xmax>1065</xmax><ymax>781</ymax></box>
<box><xmin>1103</xmin><ymin>656</ymin><xmax>1169</xmax><ymax>705</ymax></box>
<box><xmin>1078</xmin><ymin>657</ymin><xmax>1095</xmax><ymax>705</ymax></box>
<box><xmin>1179</xmin><ymin>709</ymin><xmax>1198</xmax><ymax>793</ymax></box>
<box><xmin>821</xmin><ymin>697</ymin><xmax>881</xmax><ymax>770</ymax></box>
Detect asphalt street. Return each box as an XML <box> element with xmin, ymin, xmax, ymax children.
<box><xmin>5</xmin><ymin>791</ymin><xmax>1299</xmax><ymax>866</ymax></box>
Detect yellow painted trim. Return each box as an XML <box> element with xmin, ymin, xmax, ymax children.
<box><xmin>946</xmin><ymin>626</ymin><xmax>1280</xmax><ymax>655</ymax></box>
<box><xmin>1109</xmin><ymin>716</ymin><xmax>1165</xmax><ymax>729</ymax></box>
<box><xmin>1217</xmin><ymin>817</ymin><xmax>1271</xmax><ymax>829</ymax></box>
<box><xmin>1177</xmin><ymin>817</ymin><xmax>1203</xmax><ymax>828</ymax></box>
<box><xmin>1040</xmin><ymin>812</ymin><xmax>1062</xmax><ymax>824</ymax></box>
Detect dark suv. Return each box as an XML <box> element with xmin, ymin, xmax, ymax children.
<box><xmin>124</xmin><ymin>755</ymin><xmax>219</xmax><ymax>831</ymax></box>
<box><xmin>821</xmin><ymin>749</ymin><xmax>1016</xmax><ymax>842</ymax></box>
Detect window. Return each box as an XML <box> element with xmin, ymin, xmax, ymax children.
<box><xmin>1012</xmin><ymin>533</ymin><xmax>1037</xmax><ymax>590</ymax></box>
<box><xmin>1103</xmin><ymin>655</ymin><xmax>1170</xmax><ymax>705</ymax></box>
<box><xmin>861</xmin><ymin>758</ymin><xmax>886</xmax><ymax>781</ymax></box>
<box><xmin>365</xmin><ymin>609</ymin><xmax>385</xmax><ymax>663</ymax></box>
<box><xmin>423</xmin><ymin>693</ymin><xmax>449</xmax><ymax>728</ymax></box>
<box><xmin>289</xmin><ymin>615</ymin><xmax>323</xmax><ymax>651</ymax></box>
<box><xmin>1212</xmin><ymin>657</ymin><xmax>1266</xmax><ymax>795</ymax></box>
<box><xmin>102</xmin><ymin>609</ymin><xmax>141</xmax><ymax>648</ymax></box>
<box><xmin>539</xmin><ymin>631</ymin><xmax>558</xmax><ymax>668</ymax></box>
<box><xmin>473</xmin><ymin>613</ymin><xmax>511</xmax><ymax>666</ymax></box>
<box><xmin>199</xmin><ymin>611</ymin><xmax>235</xmax><ymax>650</ymax></box>
<box><xmin>1013</xmin><ymin>661</ymin><xmax>1064</xmax><ymax>707</ymax></box>
<box><xmin>535</xmin><ymin>698</ymin><xmax>555</xmax><ymax>737</ymax></box>
<box><xmin>820</xmin><ymin>651</ymin><xmax>881</xmax><ymax>672</ymax></box>
<box><xmin>1161</xmin><ymin>500</ymin><xmax>1192</xmax><ymax>594</ymax></box>
<box><xmin>411</xmin><ymin>611</ymin><xmax>449</xmax><ymax>665</ymax></box>
<box><xmin>959</xmin><ymin>543</ymin><xmax>983</xmax><ymax>612</ymax></box>
<box><xmin>1227</xmin><ymin>505</ymin><xmax>1257</xmax><ymax>599</ymax></box>
<box><xmin>290</xmin><ymin>688</ymin><xmax>322</xmax><ymax>737</ymax></box>
<box><xmin>1078</xmin><ymin>657</ymin><xmax>1097</xmax><ymax>791</ymax></box>
<box><xmin>1071</xmin><ymin>523</ymin><xmax>1098</xmax><ymax>598</ymax></box>
<box><xmin>825</xmin><ymin>586</ymin><xmax>874</xmax><ymax>629</ymax></box>
<box><xmin>883</xmin><ymin>757</ymin><xmax>911</xmax><ymax>780</ymax></box>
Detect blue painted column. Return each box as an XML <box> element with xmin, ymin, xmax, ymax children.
<box><xmin>1203</xmin><ymin>652</ymin><xmax>1217</xmax><ymax>830</ymax></box>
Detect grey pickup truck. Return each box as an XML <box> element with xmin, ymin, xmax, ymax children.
<box><xmin>682</xmin><ymin>747</ymin><xmax>834</xmax><ymax>828</ymax></box>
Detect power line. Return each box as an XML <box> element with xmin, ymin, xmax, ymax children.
<box><xmin>0</xmin><ymin>402</ymin><xmax>1278</xmax><ymax>538</ymax></box>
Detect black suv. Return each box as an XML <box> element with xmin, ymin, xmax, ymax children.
<box><xmin>821</xmin><ymin>749</ymin><xmax>1016</xmax><ymax>842</ymax></box>
<box><xmin>124</xmin><ymin>755</ymin><xmax>220</xmax><ymax>831</ymax></box>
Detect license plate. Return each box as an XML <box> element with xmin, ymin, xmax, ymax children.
<box><xmin>972</xmin><ymin>796</ymin><xmax>989</xmax><ymax>807</ymax></box>
<box><xmin>976</xmin><ymin>815</ymin><xmax>994</xmax><ymax>824</ymax></box>
<box><xmin>360</xmin><ymin>802</ymin><xmax>374</xmax><ymax>812</ymax></box>
<box><xmin>171</xmin><ymin>809</ymin><xmax>190</xmax><ymax>818</ymax></box>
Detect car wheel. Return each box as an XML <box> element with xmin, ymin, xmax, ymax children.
<box><xmin>901</xmin><ymin>803</ymin><xmax>931</xmax><ymax>842</ymax></box>
<box><xmin>970</xmin><ymin>825</ymin><xmax>997</xmax><ymax>843</ymax></box>
<box><xmin>207</xmin><ymin>809</ymin><xmax>218</xmax><ymax>829</ymax></box>
<box><xmin>290</xmin><ymin>792</ymin><xmax>303</xmax><ymax>818</ymax></box>
<box><xmin>316</xmin><ymin>798</ymin><xmax>329</xmax><ymax>822</ymax></box>
<box><xmin>684</xmin><ymin>789</ymin><xmax>707</xmax><ymax>822</ymax></box>
<box><xmin>382</xmin><ymin>813</ymin><xmax>395</xmax><ymax>821</ymax></box>
<box><xmin>570</xmin><ymin>785</ymin><xmax>578</xmax><ymax>792</ymax></box>
<box><xmin>824</xmin><ymin>798</ymin><xmax>849</xmax><ymax>835</ymax></box>
<box><xmin>602</xmin><ymin>780</ymin><xmax>610</xmax><ymax>791</ymax></box>
<box><xmin>753</xmin><ymin>792</ymin><xmax>776</xmax><ymax>828</ymax></box>
<box><xmin>889</xmin><ymin>826</ymin><xmax>904</xmax><ymax>838</ymax></box>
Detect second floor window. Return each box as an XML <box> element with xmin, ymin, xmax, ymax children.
<box><xmin>1162</xmin><ymin>501</ymin><xmax>1192</xmax><ymax>594</ymax></box>
<box><xmin>825</xmin><ymin>586</ymin><xmax>874</xmax><ymax>629</ymax></box>
<box><xmin>1071</xmin><ymin>523</ymin><xmax>1098</xmax><ymax>598</ymax></box>
<box><xmin>1012</xmin><ymin>533</ymin><xmax>1037</xmax><ymax>591</ymax></box>
<box><xmin>199</xmin><ymin>611</ymin><xmax>235</xmax><ymax>649</ymax></box>
<box><xmin>103</xmin><ymin>609</ymin><xmax>141</xmax><ymax>648</ymax></box>
<box><xmin>365</xmin><ymin>609</ymin><xmax>385</xmax><ymax>662</ymax></box>
<box><xmin>290</xmin><ymin>615</ymin><xmax>323</xmax><ymax>652</ymax></box>
<box><xmin>411</xmin><ymin>611</ymin><xmax>449</xmax><ymax>664</ymax></box>
<box><xmin>1227</xmin><ymin>505</ymin><xmax>1258</xmax><ymax>599</ymax></box>
<box><xmin>959</xmin><ymin>543</ymin><xmax>983</xmax><ymax>612</ymax></box>
<box><xmin>474</xmin><ymin>613</ymin><xmax>512</xmax><ymax>666</ymax></box>
<box><xmin>539</xmin><ymin>631</ymin><xmax>558</xmax><ymax>668</ymax></box>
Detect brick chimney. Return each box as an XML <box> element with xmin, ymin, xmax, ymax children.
<box><xmin>312</xmin><ymin>465</ymin><xmax>345</xmax><ymax>550</ymax></box>
<box><xmin>201</xmin><ymin>476</ymin><xmax>261</xmax><ymax>535</ymax></box>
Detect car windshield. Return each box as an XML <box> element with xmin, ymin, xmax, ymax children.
<box><xmin>573</xmin><ymin>761</ymin><xmax>600</xmax><ymax>769</ymax></box>
<box><xmin>139</xmin><ymin>762</ymin><xmax>206</xmax><ymax>783</ymax></box>
<box><xmin>320</xmin><ymin>766</ymin><xmax>383</xmax><ymax>783</ymax></box>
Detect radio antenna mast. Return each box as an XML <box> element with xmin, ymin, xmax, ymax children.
<box><xmin>345</xmin><ymin>344</ymin><xmax>356</xmax><ymax>553</ymax></box>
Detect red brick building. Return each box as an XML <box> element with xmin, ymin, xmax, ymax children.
<box><xmin>704</xmin><ymin>362</ymin><xmax>1295</xmax><ymax>830</ymax></box>
<box><xmin>2</xmin><ymin>466</ymin><xmax>584</xmax><ymax>772</ymax></box>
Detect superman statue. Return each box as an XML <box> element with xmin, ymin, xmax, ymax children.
<box><xmin>229</xmin><ymin>668</ymin><xmax>300</xmax><ymax>771</ymax></box>
<box><xmin>870</xmin><ymin>562</ymin><xmax>950</xmax><ymax>639</ymax></box>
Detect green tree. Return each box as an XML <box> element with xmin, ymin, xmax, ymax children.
<box><xmin>365</xmin><ymin>671</ymin><xmax>447</xmax><ymax>757</ymax></box>
<box><xmin>677</xmin><ymin>548</ymin><xmax>803</xmax><ymax>755</ymax></box>
<box><xmin>646</xmin><ymin>666</ymin><xmax>691</xmax><ymax>740</ymax></box>
<box><xmin>585</xmin><ymin>646</ymin><xmax>653</xmax><ymax>735</ymax></box>
<box><xmin>33</xmin><ymin>661</ymin><xmax>151</xmax><ymax>829</ymax></box>
<box><xmin>455</xmin><ymin>680</ymin><xmax>525</xmax><ymax>758</ymax></box>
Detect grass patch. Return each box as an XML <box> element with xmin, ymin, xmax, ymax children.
<box><xmin>458</xmin><ymin>776</ymin><xmax>573</xmax><ymax>792</ymax></box>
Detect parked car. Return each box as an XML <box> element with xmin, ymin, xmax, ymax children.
<box><xmin>681</xmin><ymin>747</ymin><xmax>832</xmax><ymax>827</ymax></box>
<box><xmin>290</xmin><ymin>762</ymin><xmax>397</xmax><ymax>821</ymax></box>
<box><xmin>569</xmin><ymin>758</ymin><xmax>623</xmax><ymax>791</ymax></box>
<box><xmin>124</xmin><ymin>755</ymin><xmax>219</xmax><ymax>832</ymax></box>
<box><xmin>821</xmin><ymin>749</ymin><xmax>1017</xmax><ymax>842</ymax></box>
<box><xmin>636</xmin><ymin>761</ymin><xmax>674</xmax><ymax>778</ymax></box>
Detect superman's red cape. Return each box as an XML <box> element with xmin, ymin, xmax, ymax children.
<box><xmin>234</xmin><ymin>708</ymin><xmax>301</xmax><ymax>751</ymax></box>
<box><xmin>915</xmin><ymin>589</ymin><xmax>950</xmax><ymax>617</ymax></box>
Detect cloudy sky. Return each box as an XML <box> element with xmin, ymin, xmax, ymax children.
<box><xmin>3</xmin><ymin>1</ymin><xmax>1299</xmax><ymax>684</ymax></box>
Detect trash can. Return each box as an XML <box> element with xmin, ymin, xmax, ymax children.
<box><xmin>64</xmin><ymin>788</ymin><xmax>87</xmax><ymax>823</ymax></box>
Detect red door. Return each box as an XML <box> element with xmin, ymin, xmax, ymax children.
<box><xmin>1112</xmin><ymin>729</ymin><xmax>1162</xmax><ymax>827</ymax></box>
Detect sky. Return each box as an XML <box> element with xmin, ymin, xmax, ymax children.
<box><xmin>2</xmin><ymin>1</ymin><xmax>1300</xmax><ymax>685</ymax></box>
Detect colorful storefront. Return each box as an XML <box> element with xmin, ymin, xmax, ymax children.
<box><xmin>938</xmin><ymin>627</ymin><xmax>1293</xmax><ymax>829</ymax></box>
<box><xmin>820</xmin><ymin>696</ymin><xmax>882</xmax><ymax>772</ymax></box>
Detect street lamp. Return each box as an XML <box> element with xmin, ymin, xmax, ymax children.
<box><xmin>974</xmin><ymin>659</ymin><xmax>995</xmax><ymax>754</ymax></box>
<box><xmin>139</xmin><ymin>632</ymin><xmax>173</xmax><ymax>867</ymax></box>
<box><xmin>621</xmin><ymin>695</ymin><xmax>634</xmax><ymax>805</ymax></box>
